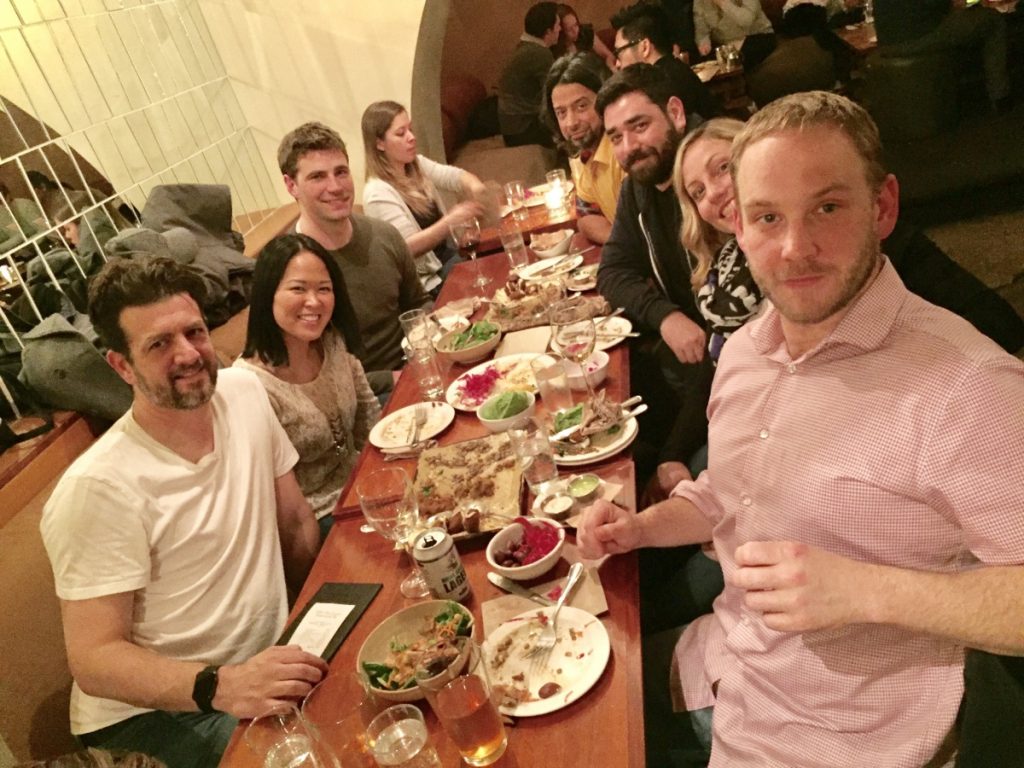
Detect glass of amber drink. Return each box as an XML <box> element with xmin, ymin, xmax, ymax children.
<box><xmin>414</xmin><ymin>638</ymin><xmax>507</xmax><ymax>766</ymax></box>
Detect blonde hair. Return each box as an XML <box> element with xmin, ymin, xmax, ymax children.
<box><xmin>361</xmin><ymin>101</ymin><xmax>437</xmax><ymax>218</ymax></box>
<box><xmin>673</xmin><ymin>117</ymin><xmax>746</xmax><ymax>289</ymax></box>
<box><xmin>731</xmin><ymin>91</ymin><xmax>886</xmax><ymax>199</ymax></box>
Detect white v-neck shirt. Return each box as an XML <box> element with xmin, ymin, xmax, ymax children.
<box><xmin>42</xmin><ymin>368</ymin><xmax>299</xmax><ymax>734</ymax></box>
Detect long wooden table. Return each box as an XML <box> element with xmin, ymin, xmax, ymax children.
<box><xmin>220</xmin><ymin>241</ymin><xmax>645</xmax><ymax>767</ymax></box>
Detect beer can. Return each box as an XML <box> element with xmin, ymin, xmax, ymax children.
<box><xmin>412</xmin><ymin>527</ymin><xmax>472</xmax><ymax>602</ymax></box>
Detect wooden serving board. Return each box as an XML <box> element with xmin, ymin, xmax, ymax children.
<box><xmin>413</xmin><ymin>433</ymin><xmax>523</xmax><ymax>534</ymax></box>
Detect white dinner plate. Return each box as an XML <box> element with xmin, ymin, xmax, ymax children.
<box><xmin>552</xmin><ymin>415</ymin><xmax>638</xmax><ymax>467</ymax></box>
<box><xmin>368</xmin><ymin>401</ymin><xmax>455</xmax><ymax>449</ymax></box>
<box><xmin>445</xmin><ymin>353</ymin><xmax>557</xmax><ymax>412</ymax></box>
<box><xmin>483</xmin><ymin>606</ymin><xmax>611</xmax><ymax>717</ymax></box>
<box><xmin>550</xmin><ymin>316</ymin><xmax>633</xmax><ymax>354</ymax></box>
<box><xmin>518</xmin><ymin>254</ymin><xmax>585</xmax><ymax>282</ymax></box>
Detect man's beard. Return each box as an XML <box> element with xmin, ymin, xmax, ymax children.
<box><xmin>753</xmin><ymin>231</ymin><xmax>881</xmax><ymax>326</ymax></box>
<box><xmin>569</xmin><ymin>125</ymin><xmax>602</xmax><ymax>155</ymax></box>
<box><xmin>623</xmin><ymin>126</ymin><xmax>683</xmax><ymax>186</ymax></box>
<box><xmin>133</xmin><ymin>356</ymin><xmax>218</xmax><ymax>410</ymax></box>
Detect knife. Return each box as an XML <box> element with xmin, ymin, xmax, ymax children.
<box><xmin>487</xmin><ymin>572</ymin><xmax>554</xmax><ymax>606</ymax></box>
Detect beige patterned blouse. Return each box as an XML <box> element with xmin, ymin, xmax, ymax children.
<box><xmin>234</xmin><ymin>330</ymin><xmax>380</xmax><ymax>518</ymax></box>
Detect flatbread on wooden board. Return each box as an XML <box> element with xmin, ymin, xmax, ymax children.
<box><xmin>414</xmin><ymin>433</ymin><xmax>523</xmax><ymax>534</ymax></box>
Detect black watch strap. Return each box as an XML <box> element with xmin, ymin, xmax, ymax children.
<box><xmin>192</xmin><ymin>664</ymin><xmax>221</xmax><ymax>713</ymax></box>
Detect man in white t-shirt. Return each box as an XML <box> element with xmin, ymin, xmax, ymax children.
<box><xmin>40</xmin><ymin>257</ymin><xmax>326</xmax><ymax>767</ymax></box>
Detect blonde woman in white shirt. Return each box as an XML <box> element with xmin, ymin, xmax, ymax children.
<box><xmin>361</xmin><ymin>100</ymin><xmax>485</xmax><ymax>295</ymax></box>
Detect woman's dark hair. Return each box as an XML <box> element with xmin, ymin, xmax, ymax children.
<box><xmin>243</xmin><ymin>233</ymin><xmax>363</xmax><ymax>366</ymax></box>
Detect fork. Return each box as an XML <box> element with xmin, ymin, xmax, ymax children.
<box><xmin>409</xmin><ymin>403</ymin><xmax>427</xmax><ymax>447</ymax></box>
<box><xmin>525</xmin><ymin>562</ymin><xmax>584</xmax><ymax>658</ymax></box>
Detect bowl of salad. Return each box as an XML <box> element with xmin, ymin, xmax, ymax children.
<box><xmin>434</xmin><ymin>321</ymin><xmax>501</xmax><ymax>365</ymax></box>
<box><xmin>357</xmin><ymin>600</ymin><xmax>475</xmax><ymax>702</ymax></box>
<box><xmin>476</xmin><ymin>391</ymin><xmax>536</xmax><ymax>433</ymax></box>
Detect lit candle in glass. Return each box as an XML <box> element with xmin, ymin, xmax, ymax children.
<box><xmin>545</xmin><ymin>181</ymin><xmax>565</xmax><ymax>214</ymax></box>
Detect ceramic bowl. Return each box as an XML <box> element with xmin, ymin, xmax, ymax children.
<box><xmin>486</xmin><ymin>517</ymin><xmax>565</xmax><ymax>581</ymax></box>
<box><xmin>530</xmin><ymin>229</ymin><xmax>574</xmax><ymax>258</ymax></box>
<box><xmin>563</xmin><ymin>350</ymin><xmax>610</xmax><ymax>391</ymax></box>
<box><xmin>434</xmin><ymin>326</ymin><xmax>501</xmax><ymax>365</ymax></box>
<box><xmin>356</xmin><ymin>600</ymin><xmax>475</xmax><ymax>702</ymax></box>
<box><xmin>476</xmin><ymin>391</ymin><xmax>536</xmax><ymax>433</ymax></box>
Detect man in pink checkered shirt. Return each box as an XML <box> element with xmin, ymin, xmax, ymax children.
<box><xmin>579</xmin><ymin>91</ymin><xmax>1024</xmax><ymax>767</ymax></box>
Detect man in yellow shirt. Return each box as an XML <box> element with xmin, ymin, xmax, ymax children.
<box><xmin>543</xmin><ymin>53</ymin><xmax>627</xmax><ymax>244</ymax></box>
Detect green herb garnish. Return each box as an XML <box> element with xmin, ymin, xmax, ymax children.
<box><xmin>449</xmin><ymin>321</ymin><xmax>498</xmax><ymax>351</ymax></box>
<box><xmin>553</xmin><ymin>404</ymin><xmax>584</xmax><ymax>434</ymax></box>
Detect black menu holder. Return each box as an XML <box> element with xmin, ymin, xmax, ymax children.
<box><xmin>277</xmin><ymin>582</ymin><xmax>382</xmax><ymax>662</ymax></box>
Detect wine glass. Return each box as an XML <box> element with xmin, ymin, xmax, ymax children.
<box><xmin>357</xmin><ymin>468</ymin><xmax>429</xmax><ymax>598</ymax></box>
<box><xmin>551</xmin><ymin>299</ymin><xmax>599</xmax><ymax>405</ymax></box>
<box><xmin>450</xmin><ymin>217</ymin><xmax>489</xmax><ymax>290</ymax></box>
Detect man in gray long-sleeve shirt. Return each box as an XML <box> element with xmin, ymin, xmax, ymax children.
<box><xmin>498</xmin><ymin>2</ymin><xmax>561</xmax><ymax>147</ymax></box>
<box><xmin>277</xmin><ymin>122</ymin><xmax>430</xmax><ymax>378</ymax></box>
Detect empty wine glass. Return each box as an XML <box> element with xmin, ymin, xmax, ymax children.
<box><xmin>357</xmin><ymin>468</ymin><xmax>429</xmax><ymax>598</ymax></box>
<box><xmin>551</xmin><ymin>299</ymin><xmax>599</xmax><ymax>405</ymax></box>
<box><xmin>450</xmin><ymin>217</ymin><xmax>489</xmax><ymax>290</ymax></box>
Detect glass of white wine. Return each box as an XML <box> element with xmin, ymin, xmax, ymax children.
<box><xmin>357</xmin><ymin>467</ymin><xmax>429</xmax><ymax>599</ymax></box>
<box><xmin>550</xmin><ymin>299</ymin><xmax>599</xmax><ymax>405</ymax></box>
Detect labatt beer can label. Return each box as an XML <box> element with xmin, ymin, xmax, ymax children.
<box><xmin>413</xmin><ymin>527</ymin><xmax>471</xmax><ymax>602</ymax></box>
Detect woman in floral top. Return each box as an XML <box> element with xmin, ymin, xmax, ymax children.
<box><xmin>236</xmin><ymin>234</ymin><xmax>379</xmax><ymax>537</ymax></box>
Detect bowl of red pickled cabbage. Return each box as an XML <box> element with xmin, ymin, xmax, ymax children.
<box><xmin>486</xmin><ymin>516</ymin><xmax>565</xmax><ymax>581</ymax></box>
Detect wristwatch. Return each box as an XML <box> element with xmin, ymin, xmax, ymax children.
<box><xmin>192</xmin><ymin>664</ymin><xmax>221</xmax><ymax>713</ymax></box>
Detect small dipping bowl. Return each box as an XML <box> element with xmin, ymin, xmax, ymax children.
<box><xmin>567</xmin><ymin>473</ymin><xmax>601</xmax><ymax>505</ymax></box>
<box><xmin>537</xmin><ymin>491</ymin><xmax>575</xmax><ymax>521</ymax></box>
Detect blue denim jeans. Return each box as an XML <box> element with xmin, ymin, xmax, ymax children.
<box><xmin>79</xmin><ymin>710</ymin><xmax>238</xmax><ymax>768</ymax></box>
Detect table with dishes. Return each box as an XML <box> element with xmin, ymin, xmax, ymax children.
<box><xmin>478</xmin><ymin>175</ymin><xmax>578</xmax><ymax>256</ymax></box>
<box><xmin>220</xmin><ymin>218</ymin><xmax>648</xmax><ymax>767</ymax></box>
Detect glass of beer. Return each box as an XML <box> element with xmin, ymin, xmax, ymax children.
<box><xmin>302</xmin><ymin>672</ymin><xmax>387</xmax><ymax>768</ymax></box>
<box><xmin>415</xmin><ymin>638</ymin><xmax>507</xmax><ymax>766</ymax></box>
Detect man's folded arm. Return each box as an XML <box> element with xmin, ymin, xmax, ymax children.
<box><xmin>63</xmin><ymin>592</ymin><xmax>327</xmax><ymax>718</ymax></box>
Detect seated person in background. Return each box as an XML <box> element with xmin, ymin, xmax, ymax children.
<box><xmin>612</xmin><ymin>0</ymin><xmax>721</xmax><ymax>123</ymax></box>
<box><xmin>780</xmin><ymin>0</ymin><xmax>859</xmax><ymax>38</ymax></box>
<box><xmin>542</xmin><ymin>53</ymin><xmax>624</xmax><ymax>244</ymax></box>
<box><xmin>236</xmin><ymin>234</ymin><xmax>380</xmax><ymax>537</ymax></box>
<box><xmin>579</xmin><ymin>90</ymin><xmax>1024</xmax><ymax>767</ymax></box>
<box><xmin>361</xmin><ymin>101</ymin><xmax>485</xmax><ymax>297</ymax></box>
<box><xmin>553</xmin><ymin>3</ymin><xmax>616</xmax><ymax>69</ymax></box>
<box><xmin>277</xmin><ymin>122</ymin><xmax>431</xmax><ymax>380</ymax></box>
<box><xmin>498</xmin><ymin>2</ymin><xmax>561</xmax><ymax>147</ymax></box>
<box><xmin>693</xmin><ymin>0</ymin><xmax>777</xmax><ymax>70</ymax></box>
<box><xmin>661</xmin><ymin>0</ymin><xmax>699</xmax><ymax>60</ymax></box>
<box><xmin>41</xmin><ymin>256</ymin><xmax>326</xmax><ymax>767</ymax></box>
<box><xmin>873</xmin><ymin>0</ymin><xmax>1010</xmax><ymax>112</ymax></box>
